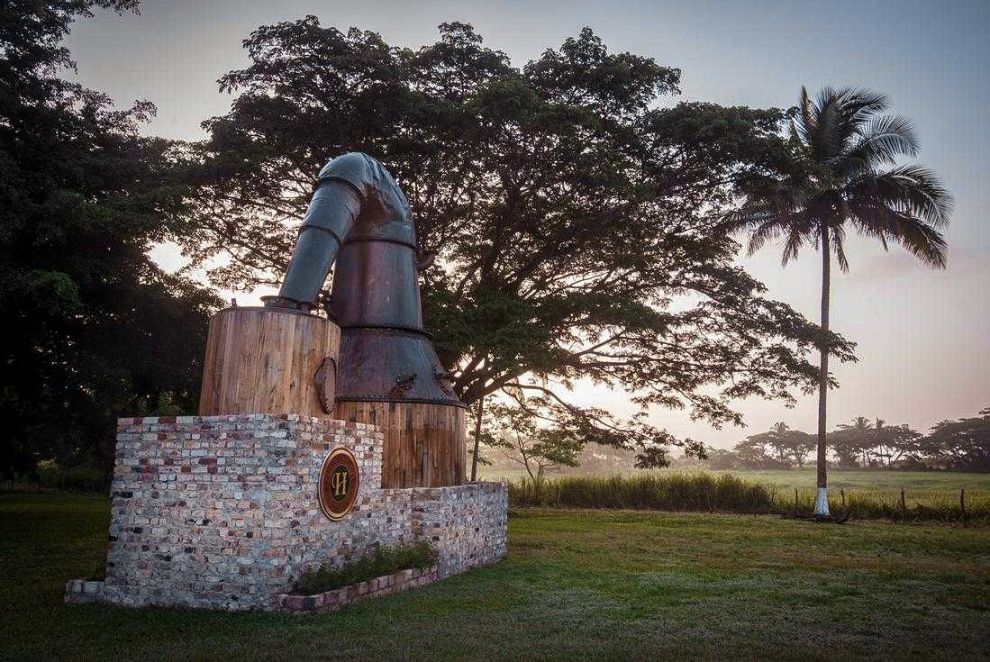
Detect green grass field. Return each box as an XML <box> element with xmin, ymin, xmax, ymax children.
<box><xmin>2</xmin><ymin>492</ymin><xmax>988</xmax><ymax>660</ymax></box>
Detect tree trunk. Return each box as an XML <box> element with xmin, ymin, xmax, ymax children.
<box><xmin>815</xmin><ymin>225</ymin><xmax>831</xmax><ymax>517</ymax></box>
<box><xmin>470</xmin><ymin>396</ymin><xmax>485</xmax><ymax>481</ymax></box>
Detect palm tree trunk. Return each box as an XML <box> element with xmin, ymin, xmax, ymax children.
<box><xmin>470</xmin><ymin>396</ymin><xmax>485</xmax><ymax>481</ymax></box>
<box><xmin>815</xmin><ymin>225</ymin><xmax>831</xmax><ymax>517</ymax></box>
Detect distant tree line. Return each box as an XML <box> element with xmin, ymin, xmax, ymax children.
<box><xmin>704</xmin><ymin>408</ymin><xmax>990</xmax><ymax>472</ymax></box>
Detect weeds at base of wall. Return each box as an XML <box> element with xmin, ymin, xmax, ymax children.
<box><xmin>291</xmin><ymin>542</ymin><xmax>437</xmax><ymax>595</ymax></box>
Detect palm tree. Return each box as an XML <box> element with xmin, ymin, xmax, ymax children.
<box><xmin>727</xmin><ymin>87</ymin><xmax>952</xmax><ymax>516</ymax></box>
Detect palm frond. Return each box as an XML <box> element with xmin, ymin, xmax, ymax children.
<box><xmin>808</xmin><ymin>87</ymin><xmax>892</xmax><ymax>164</ymax></box>
<box><xmin>795</xmin><ymin>86</ymin><xmax>817</xmax><ymax>155</ymax></box>
<box><xmin>846</xmin><ymin>199</ymin><xmax>949</xmax><ymax>269</ymax></box>
<box><xmin>720</xmin><ymin>203</ymin><xmax>780</xmax><ymax>233</ymax></box>
<box><xmin>830</xmin><ymin>223</ymin><xmax>850</xmax><ymax>272</ymax></box>
<box><xmin>780</xmin><ymin>225</ymin><xmax>809</xmax><ymax>266</ymax></box>
<box><xmin>847</xmin><ymin>165</ymin><xmax>953</xmax><ymax>228</ymax></box>
<box><xmin>799</xmin><ymin>86</ymin><xmax>816</xmax><ymax>133</ymax></box>
<box><xmin>861</xmin><ymin>114</ymin><xmax>920</xmax><ymax>158</ymax></box>
<box><xmin>838</xmin><ymin>87</ymin><xmax>890</xmax><ymax>126</ymax></box>
<box><xmin>748</xmin><ymin>217</ymin><xmax>800</xmax><ymax>257</ymax></box>
<box><xmin>746</xmin><ymin>220</ymin><xmax>784</xmax><ymax>255</ymax></box>
<box><xmin>836</xmin><ymin>114</ymin><xmax>919</xmax><ymax>180</ymax></box>
<box><xmin>813</xmin><ymin>86</ymin><xmax>845</xmax><ymax>161</ymax></box>
<box><xmin>886</xmin><ymin>212</ymin><xmax>948</xmax><ymax>268</ymax></box>
<box><xmin>788</xmin><ymin>119</ymin><xmax>804</xmax><ymax>146</ymax></box>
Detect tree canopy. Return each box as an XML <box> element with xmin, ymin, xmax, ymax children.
<box><xmin>177</xmin><ymin>18</ymin><xmax>853</xmax><ymax>465</ymax></box>
<box><xmin>0</xmin><ymin>1</ymin><xmax>220</xmax><ymax>481</ymax></box>
<box><xmin>727</xmin><ymin>86</ymin><xmax>952</xmax><ymax>273</ymax></box>
<box><xmin>829</xmin><ymin>416</ymin><xmax>922</xmax><ymax>469</ymax></box>
<box><xmin>921</xmin><ymin>409</ymin><xmax>990</xmax><ymax>472</ymax></box>
<box><xmin>733</xmin><ymin>422</ymin><xmax>816</xmax><ymax>469</ymax></box>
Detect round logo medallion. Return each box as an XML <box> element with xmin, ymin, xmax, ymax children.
<box><xmin>318</xmin><ymin>448</ymin><xmax>359</xmax><ymax>520</ymax></box>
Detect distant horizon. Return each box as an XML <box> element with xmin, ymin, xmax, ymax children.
<box><xmin>66</xmin><ymin>0</ymin><xmax>989</xmax><ymax>448</ymax></box>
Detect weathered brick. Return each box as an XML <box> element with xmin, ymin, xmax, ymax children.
<box><xmin>64</xmin><ymin>414</ymin><xmax>507</xmax><ymax>612</ymax></box>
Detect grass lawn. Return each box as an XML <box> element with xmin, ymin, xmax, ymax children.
<box><xmin>2</xmin><ymin>492</ymin><xmax>988</xmax><ymax>660</ymax></box>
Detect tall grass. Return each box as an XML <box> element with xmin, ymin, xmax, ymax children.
<box><xmin>779</xmin><ymin>486</ymin><xmax>989</xmax><ymax>522</ymax></box>
<box><xmin>509</xmin><ymin>473</ymin><xmax>775</xmax><ymax>513</ymax></box>
<box><xmin>509</xmin><ymin>472</ymin><xmax>990</xmax><ymax>522</ymax></box>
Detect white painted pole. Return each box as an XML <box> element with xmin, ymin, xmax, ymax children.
<box><xmin>814</xmin><ymin>487</ymin><xmax>830</xmax><ymax>517</ymax></box>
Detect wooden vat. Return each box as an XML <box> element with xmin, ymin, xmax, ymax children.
<box><xmin>335</xmin><ymin>400</ymin><xmax>465</xmax><ymax>488</ymax></box>
<box><xmin>198</xmin><ymin>307</ymin><xmax>340</xmax><ymax>417</ymax></box>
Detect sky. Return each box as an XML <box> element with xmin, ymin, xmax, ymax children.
<box><xmin>64</xmin><ymin>0</ymin><xmax>989</xmax><ymax>448</ymax></box>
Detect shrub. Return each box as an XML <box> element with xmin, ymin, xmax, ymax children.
<box><xmin>31</xmin><ymin>458</ymin><xmax>108</xmax><ymax>493</ymax></box>
<box><xmin>291</xmin><ymin>541</ymin><xmax>437</xmax><ymax>595</ymax></box>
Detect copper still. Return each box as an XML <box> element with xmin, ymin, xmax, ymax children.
<box><xmin>266</xmin><ymin>153</ymin><xmax>465</xmax><ymax>488</ymax></box>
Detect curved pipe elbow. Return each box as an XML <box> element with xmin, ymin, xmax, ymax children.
<box><xmin>271</xmin><ymin>153</ymin><xmax>419</xmax><ymax>328</ymax></box>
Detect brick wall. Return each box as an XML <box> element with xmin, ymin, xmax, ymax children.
<box><xmin>66</xmin><ymin>414</ymin><xmax>506</xmax><ymax>611</ymax></box>
<box><xmin>411</xmin><ymin>483</ymin><xmax>508</xmax><ymax>577</ymax></box>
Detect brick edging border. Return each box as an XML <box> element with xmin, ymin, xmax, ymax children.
<box><xmin>64</xmin><ymin>579</ymin><xmax>105</xmax><ymax>604</ymax></box>
<box><xmin>275</xmin><ymin>566</ymin><xmax>439</xmax><ymax>614</ymax></box>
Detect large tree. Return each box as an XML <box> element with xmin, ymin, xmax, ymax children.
<box><xmin>734</xmin><ymin>422</ymin><xmax>815</xmax><ymax>469</ymax></box>
<box><xmin>727</xmin><ymin>87</ymin><xmax>952</xmax><ymax>515</ymax></box>
<box><xmin>829</xmin><ymin>416</ymin><xmax>922</xmax><ymax>469</ymax></box>
<box><xmin>920</xmin><ymin>408</ymin><xmax>990</xmax><ymax>472</ymax></box>
<box><xmin>176</xmin><ymin>19</ymin><xmax>853</xmax><ymax>465</ymax></box>
<box><xmin>0</xmin><ymin>1</ymin><xmax>221</xmax><ymax>482</ymax></box>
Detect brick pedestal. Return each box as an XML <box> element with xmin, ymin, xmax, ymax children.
<box><xmin>65</xmin><ymin>414</ymin><xmax>507</xmax><ymax>611</ymax></box>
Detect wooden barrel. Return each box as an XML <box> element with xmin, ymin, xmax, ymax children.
<box><xmin>198</xmin><ymin>307</ymin><xmax>340</xmax><ymax>417</ymax></box>
<box><xmin>335</xmin><ymin>401</ymin><xmax>465</xmax><ymax>488</ymax></box>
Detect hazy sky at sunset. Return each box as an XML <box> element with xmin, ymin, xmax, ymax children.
<box><xmin>65</xmin><ymin>0</ymin><xmax>989</xmax><ymax>447</ymax></box>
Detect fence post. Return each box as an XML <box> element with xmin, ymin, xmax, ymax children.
<box><xmin>794</xmin><ymin>488</ymin><xmax>799</xmax><ymax>512</ymax></box>
<box><xmin>899</xmin><ymin>488</ymin><xmax>906</xmax><ymax>511</ymax></box>
<box><xmin>961</xmin><ymin>488</ymin><xmax>966</xmax><ymax>516</ymax></box>
<box><xmin>840</xmin><ymin>489</ymin><xmax>846</xmax><ymax>507</ymax></box>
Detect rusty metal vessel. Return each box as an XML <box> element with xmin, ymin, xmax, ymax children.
<box><xmin>267</xmin><ymin>153</ymin><xmax>465</xmax><ymax>488</ymax></box>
